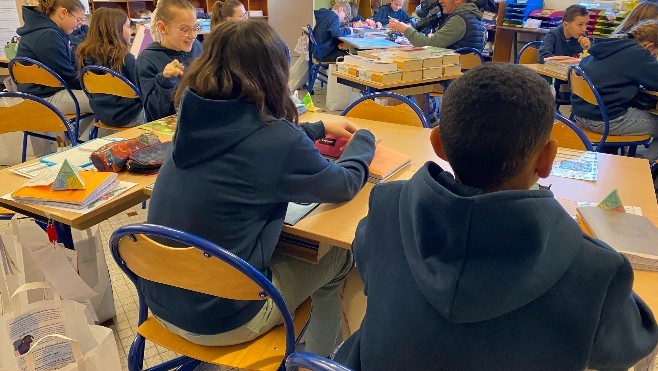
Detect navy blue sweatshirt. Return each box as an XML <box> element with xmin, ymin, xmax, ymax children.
<box><xmin>81</xmin><ymin>55</ymin><xmax>143</xmax><ymax>127</ymax></box>
<box><xmin>538</xmin><ymin>25</ymin><xmax>584</xmax><ymax>63</ymax></box>
<box><xmin>572</xmin><ymin>37</ymin><xmax>658</xmax><ymax>121</ymax></box>
<box><xmin>336</xmin><ymin>162</ymin><xmax>658</xmax><ymax>370</ymax></box>
<box><xmin>16</xmin><ymin>6</ymin><xmax>80</xmax><ymax>97</ymax></box>
<box><xmin>146</xmin><ymin>88</ymin><xmax>376</xmax><ymax>334</ymax></box>
<box><xmin>313</xmin><ymin>9</ymin><xmax>352</xmax><ymax>61</ymax></box>
<box><xmin>372</xmin><ymin>5</ymin><xmax>413</xmax><ymax>25</ymax></box>
<box><xmin>135</xmin><ymin>41</ymin><xmax>202</xmax><ymax>121</ymax></box>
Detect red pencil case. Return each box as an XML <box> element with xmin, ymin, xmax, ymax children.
<box><xmin>314</xmin><ymin>136</ymin><xmax>348</xmax><ymax>159</ymax></box>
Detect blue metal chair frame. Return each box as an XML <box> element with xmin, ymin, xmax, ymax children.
<box><xmin>285</xmin><ymin>352</ymin><xmax>352</xmax><ymax>371</ymax></box>
<box><xmin>79</xmin><ymin>65</ymin><xmax>144</xmax><ymax>140</ymax></box>
<box><xmin>109</xmin><ymin>224</ymin><xmax>302</xmax><ymax>371</ymax></box>
<box><xmin>515</xmin><ymin>41</ymin><xmax>542</xmax><ymax>64</ymax></box>
<box><xmin>556</xmin><ymin>111</ymin><xmax>594</xmax><ymax>152</ymax></box>
<box><xmin>568</xmin><ymin>66</ymin><xmax>651</xmax><ymax>155</ymax></box>
<box><xmin>0</xmin><ymin>91</ymin><xmax>78</xmax><ymax>163</ymax></box>
<box><xmin>9</xmin><ymin>57</ymin><xmax>93</xmax><ymax>142</ymax></box>
<box><xmin>453</xmin><ymin>47</ymin><xmax>486</xmax><ymax>66</ymax></box>
<box><xmin>341</xmin><ymin>91</ymin><xmax>430</xmax><ymax>128</ymax></box>
<box><xmin>306</xmin><ymin>24</ymin><xmax>330</xmax><ymax>95</ymax></box>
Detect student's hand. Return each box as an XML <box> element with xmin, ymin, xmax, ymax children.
<box><xmin>388</xmin><ymin>19</ymin><xmax>410</xmax><ymax>32</ymax></box>
<box><xmin>340</xmin><ymin>128</ymin><xmax>381</xmax><ymax>151</ymax></box>
<box><xmin>578</xmin><ymin>36</ymin><xmax>591</xmax><ymax>50</ymax></box>
<box><xmin>323</xmin><ymin>118</ymin><xmax>359</xmax><ymax>138</ymax></box>
<box><xmin>375</xmin><ymin>21</ymin><xmax>383</xmax><ymax>29</ymax></box>
<box><xmin>163</xmin><ymin>59</ymin><xmax>185</xmax><ymax>79</ymax></box>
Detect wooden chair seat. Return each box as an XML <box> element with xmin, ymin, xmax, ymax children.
<box><xmin>93</xmin><ymin>121</ymin><xmax>130</xmax><ymax>132</ymax></box>
<box><xmin>579</xmin><ymin>127</ymin><xmax>652</xmax><ymax>144</ymax></box>
<box><xmin>138</xmin><ymin>298</ymin><xmax>312</xmax><ymax>371</ymax></box>
<box><xmin>0</xmin><ymin>206</ymin><xmax>15</xmax><ymax>215</ymax></box>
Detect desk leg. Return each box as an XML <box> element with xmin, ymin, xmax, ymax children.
<box><xmin>513</xmin><ymin>32</ymin><xmax>518</xmax><ymax>60</ymax></box>
<box><xmin>424</xmin><ymin>92</ymin><xmax>432</xmax><ymax>126</ymax></box>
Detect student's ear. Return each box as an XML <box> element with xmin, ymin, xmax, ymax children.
<box><xmin>430</xmin><ymin>126</ymin><xmax>448</xmax><ymax>161</ymax></box>
<box><xmin>58</xmin><ymin>7</ymin><xmax>67</xmax><ymax>20</ymax></box>
<box><xmin>536</xmin><ymin>138</ymin><xmax>558</xmax><ymax>179</ymax></box>
<box><xmin>156</xmin><ymin>20</ymin><xmax>167</xmax><ymax>35</ymax></box>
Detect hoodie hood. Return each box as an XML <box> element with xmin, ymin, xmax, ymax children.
<box><xmin>17</xmin><ymin>7</ymin><xmax>62</xmax><ymax>37</ymax></box>
<box><xmin>314</xmin><ymin>8</ymin><xmax>335</xmax><ymax>23</ymax></box>
<box><xmin>172</xmin><ymin>88</ymin><xmax>266</xmax><ymax>168</ymax></box>
<box><xmin>398</xmin><ymin>162</ymin><xmax>583</xmax><ymax>324</ymax></box>
<box><xmin>588</xmin><ymin>37</ymin><xmax>638</xmax><ymax>59</ymax></box>
<box><xmin>453</xmin><ymin>3</ymin><xmax>483</xmax><ymax>20</ymax></box>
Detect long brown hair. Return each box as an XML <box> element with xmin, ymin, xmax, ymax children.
<box><xmin>628</xmin><ymin>18</ymin><xmax>658</xmax><ymax>44</ymax></box>
<box><xmin>613</xmin><ymin>1</ymin><xmax>658</xmax><ymax>34</ymax></box>
<box><xmin>175</xmin><ymin>20</ymin><xmax>298</xmax><ymax>124</ymax></box>
<box><xmin>211</xmin><ymin>0</ymin><xmax>243</xmax><ymax>28</ymax></box>
<box><xmin>150</xmin><ymin>0</ymin><xmax>195</xmax><ymax>42</ymax></box>
<box><xmin>76</xmin><ymin>8</ymin><xmax>129</xmax><ymax>72</ymax></box>
<box><xmin>38</xmin><ymin>0</ymin><xmax>84</xmax><ymax>15</ymax></box>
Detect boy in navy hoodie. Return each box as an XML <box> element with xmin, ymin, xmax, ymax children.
<box><xmin>372</xmin><ymin>0</ymin><xmax>413</xmax><ymax>27</ymax></box>
<box><xmin>313</xmin><ymin>2</ymin><xmax>353</xmax><ymax>62</ymax></box>
<box><xmin>335</xmin><ymin>63</ymin><xmax>658</xmax><ymax>370</ymax></box>
<box><xmin>538</xmin><ymin>4</ymin><xmax>591</xmax><ymax>63</ymax></box>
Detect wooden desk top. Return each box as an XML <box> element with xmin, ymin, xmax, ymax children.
<box><xmin>0</xmin><ymin>127</ymin><xmax>168</xmax><ymax>229</ymax></box>
<box><xmin>523</xmin><ymin>63</ymin><xmax>568</xmax><ymax>81</ymax></box>
<box><xmin>334</xmin><ymin>70</ymin><xmax>461</xmax><ymax>90</ymax></box>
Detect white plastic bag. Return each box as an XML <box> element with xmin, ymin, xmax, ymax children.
<box><xmin>326</xmin><ymin>67</ymin><xmax>360</xmax><ymax>112</ymax></box>
<box><xmin>293</xmin><ymin>35</ymin><xmax>309</xmax><ymax>60</ymax></box>
<box><xmin>288</xmin><ymin>56</ymin><xmax>309</xmax><ymax>92</ymax></box>
<box><xmin>0</xmin><ymin>283</ymin><xmax>121</xmax><ymax>371</ymax></box>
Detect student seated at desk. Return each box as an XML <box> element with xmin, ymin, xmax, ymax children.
<box><xmin>136</xmin><ymin>0</ymin><xmax>202</xmax><ymax>121</ymax></box>
<box><xmin>76</xmin><ymin>8</ymin><xmax>145</xmax><ymax>128</ymax></box>
<box><xmin>572</xmin><ymin>20</ymin><xmax>658</xmax><ymax>162</ymax></box>
<box><xmin>538</xmin><ymin>5</ymin><xmax>590</xmax><ymax>63</ymax></box>
<box><xmin>210</xmin><ymin>0</ymin><xmax>247</xmax><ymax>29</ymax></box>
<box><xmin>334</xmin><ymin>63</ymin><xmax>658</xmax><ymax>370</ymax></box>
<box><xmin>372</xmin><ymin>0</ymin><xmax>413</xmax><ymax>27</ymax></box>
<box><xmin>313</xmin><ymin>2</ymin><xmax>353</xmax><ymax>62</ymax></box>
<box><xmin>387</xmin><ymin>0</ymin><xmax>484</xmax><ymax>50</ymax></box>
<box><xmin>146</xmin><ymin>20</ymin><xmax>376</xmax><ymax>356</ymax></box>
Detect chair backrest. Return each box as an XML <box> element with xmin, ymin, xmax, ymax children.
<box><xmin>80</xmin><ymin>66</ymin><xmax>142</xmax><ymax>100</ymax></box>
<box><xmin>109</xmin><ymin>223</ymin><xmax>297</xmax><ymax>358</ymax></box>
<box><xmin>286</xmin><ymin>352</ymin><xmax>352</xmax><ymax>371</ymax></box>
<box><xmin>516</xmin><ymin>41</ymin><xmax>542</xmax><ymax>64</ymax></box>
<box><xmin>9</xmin><ymin>57</ymin><xmax>65</xmax><ymax>88</ymax></box>
<box><xmin>0</xmin><ymin>92</ymin><xmax>77</xmax><ymax>145</ymax></box>
<box><xmin>454</xmin><ymin>47</ymin><xmax>485</xmax><ymax>70</ymax></box>
<box><xmin>568</xmin><ymin>66</ymin><xmax>608</xmax><ymax>149</ymax></box>
<box><xmin>552</xmin><ymin>112</ymin><xmax>594</xmax><ymax>152</ymax></box>
<box><xmin>307</xmin><ymin>24</ymin><xmax>323</xmax><ymax>62</ymax></box>
<box><xmin>341</xmin><ymin>92</ymin><xmax>429</xmax><ymax>128</ymax></box>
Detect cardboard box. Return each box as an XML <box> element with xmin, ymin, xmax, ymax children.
<box><xmin>359</xmin><ymin>69</ymin><xmax>403</xmax><ymax>84</ymax></box>
<box><xmin>423</xmin><ymin>67</ymin><xmax>443</xmax><ymax>79</ymax></box>
<box><xmin>441</xmin><ymin>53</ymin><xmax>460</xmax><ymax>65</ymax></box>
<box><xmin>423</xmin><ymin>56</ymin><xmax>444</xmax><ymax>69</ymax></box>
<box><xmin>402</xmin><ymin>69</ymin><xmax>423</xmax><ymax>82</ymax></box>
<box><xmin>443</xmin><ymin>64</ymin><xmax>461</xmax><ymax>76</ymax></box>
<box><xmin>391</xmin><ymin>57</ymin><xmax>424</xmax><ymax>71</ymax></box>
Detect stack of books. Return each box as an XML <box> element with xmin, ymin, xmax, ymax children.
<box><xmin>577</xmin><ymin>207</ymin><xmax>658</xmax><ymax>271</ymax></box>
<box><xmin>368</xmin><ymin>145</ymin><xmax>411</xmax><ymax>183</ymax></box>
<box><xmin>543</xmin><ymin>56</ymin><xmax>581</xmax><ymax>75</ymax></box>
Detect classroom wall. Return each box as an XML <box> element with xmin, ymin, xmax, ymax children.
<box><xmin>269</xmin><ymin>0</ymin><xmax>314</xmax><ymax>55</ymax></box>
<box><xmin>314</xmin><ymin>0</ymin><xmax>331</xmax><ymax>9</ymax></box>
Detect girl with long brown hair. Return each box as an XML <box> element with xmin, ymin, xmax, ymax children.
<box><xmin>77</xmin><ymin>8</ymin><xmax>145</xmax><ymax>127</ymax></box>
<box><xmin>613</xmin><ymin>1</ymin><xmax>658</xmax><ymax>35</ymax></box>
<box><xmin>147</xmin><ymin>20</ymin><xmax>376</xmax><ymax>357</ymax></box>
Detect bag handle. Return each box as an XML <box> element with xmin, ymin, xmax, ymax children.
<box><xmin>22</xmin><ymin>334</ymin><xmax>85</xmax><ymax>371</ymax></box>
<box><xmin>10</xmin><ymin>282</ymin><xmax>61</xmax><ymax>315</ymax></box>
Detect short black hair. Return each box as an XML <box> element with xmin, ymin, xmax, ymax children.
<box><xmin>563</xmin><ymin>5</ymin><xmax>589</xmax><ymax>22</ymax></box>
<box><xmin>439</xmin><ymin>63</ymin><xmax>555</xmax><ymax>191</ymax></box>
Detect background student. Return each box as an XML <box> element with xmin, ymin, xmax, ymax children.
<box><xmin>313</xmin><ymin>2</ymin><xmax>353</xmax><ymax>62</ymax></box>
<box><xmin>147</xmin><ymin>20</ymin><xmax>376</xmax><ymax>357</ymax></box>
<box><xmin>538</xmin><ymin>4</ymin><xmax>590</xmax><ymax>63</ymax></box>
<box><xmin>77</xmin><ymin>8</ymin><xmax>145</xmax><ymax>129</ymax></box>
<box><xmin>572</xmin><ymin>19</ymin><xmax>658</xmax><ymax>162</ymax></box>
<box><xmin>210</xmin><ymin>0</ymin><xmax>247</xmax><ymax>29</ymax></box>
<box><xmin>335</xmin><ymin>63</ymin><xmax>658</xmax><ymax>370</ymax></box>
<box><xmin>137</xmin><ymin>0</ymin><xmax>202</xmax><ymax>121</ymax></box>
<box><xmin>15</xmin><ymin>0</ymin><xmax>92</xmax><ymax>116</ymax></box>
<box><xmin>388</xmin><ymin>0</ymin><xmax>484</xmax><ymax>50</ymax></box>
<box><xmin>613</xmin><ymin>1</ymin><xmax>658</xmax><ymax>35</ymax></box>
<box><xmin>372</xmin><ymin>0</ymin><xmax>413</xmax><ymax>27</ymax></box>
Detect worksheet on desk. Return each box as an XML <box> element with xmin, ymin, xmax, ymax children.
<box><xmin>551</xmin><ymin>148</ymin><xmax>599</xmax><ymax>181</ymax></box>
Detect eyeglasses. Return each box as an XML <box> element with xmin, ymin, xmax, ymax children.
<box><xmin>176</xmin><ymin>25</ymin><xmax>202</xmax><ymax>37</ymax></box>
<box><xmin>239</xmin><ymin>12</ymin><xmax>249</xmax><ymax>20</ymax></box>
<box><xmin>66</xmin><ymin>9</ymin><xmax>85</xmax><ymax>25</ymax></box>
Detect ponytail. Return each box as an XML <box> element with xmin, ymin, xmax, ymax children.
<box><xmin>38</xmin><ymin>0</ymin><xmax>84</xmax><ymax>15</ymax></box>
<box><xmin>211</xmin><ymin>0</ymin><xmax>243</xmax><ymax>28</ymax></box>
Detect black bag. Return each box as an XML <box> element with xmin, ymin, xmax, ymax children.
<box><xmin>126</xmin><ymin>141</ymin><xmax>172</xmax><ymax>175</ymax></box>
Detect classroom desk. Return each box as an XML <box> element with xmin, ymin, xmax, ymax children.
<box><xmin>338</xmin><ymin>35</ymin><xmax>400</xmax><ymax>54</ymax></box>
<box><xmin>523</xmin><ymin>63</ymin><xmax>567</xmax><ymax>81</ymax></box>
<box><xmin>0</xmin><ymin>127</ymin><xmax>167</xmax><ymax>246</ymax></box>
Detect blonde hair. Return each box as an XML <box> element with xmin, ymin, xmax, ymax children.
<box><xmin>150</xmin><ymin>0</ymin><xmax>196</xmax><ymax>42</ymax></box>
<box><xmin>628</xmin><ymin>18</ymin><xmax>658</xmax><ymax>45</ymax></box>
<box><xmin>211</xmin><ymin>0</ymin><xmax>243</xmax><ymax>28</ymax></box>
<box><xmin>38</xmin><ymin>0</ymin><xmax>84</xmax><ymax>16</ymax></box>
<box><xmin>613</xmin><ymin>1</ymin><xmax>658</xmax><ymax>35</ymax></box>
<box><xmin>333</xmin><ymin>1</ymin><xmax>351</xmax><ymax>18</ymax></box>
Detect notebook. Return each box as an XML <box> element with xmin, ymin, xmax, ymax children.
<box><xmin>368</xmin><ymin>145</ymin><xmax>411</xmax><ymax>183</ymax></box>
<box><xmin>577</xmin><ymin>206</ymin><xmax>658</xmax><ymax>271</ymax></box>
<box><xmin>11</xmin><ymin>171</ymin><xmax>119</xmax><ymax>208</ymax></box>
